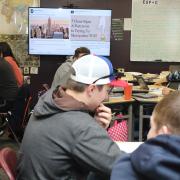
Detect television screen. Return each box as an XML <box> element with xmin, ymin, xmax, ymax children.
<box><xmin>28</xmin><ymin>8</ymin><xmax>112</xmax><ymax>56</ymax></box>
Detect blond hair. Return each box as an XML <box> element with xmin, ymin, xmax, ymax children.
<box><xmin>153</xmin><ymin>91</ymin><xmax>180</xmax><ymax>135</ymax></box>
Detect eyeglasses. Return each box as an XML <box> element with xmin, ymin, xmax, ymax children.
<box><xmin>107</xmin><ymin>86</ymin><xmax>114</xmax><ymax>95</ymax></box>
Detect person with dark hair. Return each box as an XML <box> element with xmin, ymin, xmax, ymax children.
<box><xmin>17</xmin><ymin>55</ymin><xmax>125</xmax><ymax>180</ymax></box>
<box><xmin>0</xmin><ymin>52</ymin><xmax>18</xmax><ymax>111</ymax></box>
<box><xmin>111</xmin><ymin>91</ymin><xmax>180</xmax><ymax>180</ymax></box>
<box><xmin>0</xmin><ymin>42</ymin><xmax>15</xmax><ymax>58</ymax></box>
<box><xmin>0</xmin><ymin>53</ymin><xmax>19</xmax><ymax>136</ymax></box>
<box><xmin>51</xmin><ymin>47</ymin><xmax>90</xmax><ymax>89</ymax></box>
<box><xmin>155</xmin><ymin>70</ymin><xmax>180</xmax><ymax>95</ymax></box>
<box><xmin>0</xmin><ymin>42</ymin><xmax>23</xmax><ymax>87</ymax></box>
<box><xmin>0</xmin><ymin>42</ymin><xmax>25</xmax><ymax>139</ymax></box>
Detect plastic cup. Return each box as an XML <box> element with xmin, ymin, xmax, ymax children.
<box><xmin>124</xmin><ymin>84</ymin><xmax>133</xmax><ymax>100</ymax></box>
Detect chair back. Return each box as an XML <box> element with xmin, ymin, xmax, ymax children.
<box><xmin>38</xmin><ymin>83</ymin><xmax>50</xmax><ymax>98</ymax></box>
<box><xmin>0</xmin><ymin>147</ymin><xmax>17</xmax><ymax>180</ymax></box>
<box><xmin>21</xmin><ymin>96</ymin><xmax>32</xmax><ymax>128</ymax></box>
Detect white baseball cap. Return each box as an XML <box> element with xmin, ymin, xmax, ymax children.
<box><xmin>71</xmin><ymin>55</ymin><xmax>115</xmax><ymax>85</ymax></box>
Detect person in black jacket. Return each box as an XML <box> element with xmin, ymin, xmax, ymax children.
<box><xmin>111</xmin><ymin>91</ymin><xmax>180</xmax><ymax>180</ymax></box>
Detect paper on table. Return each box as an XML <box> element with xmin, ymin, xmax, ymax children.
<box><xmin>115</xmin><ymin>142</ymin><xmax>143</xmax><ymax>153</ymax></box>
<box><xmin>149</xmin><ymin>87</ymin><xmax>163</xmax><ymax>96</ymax></box>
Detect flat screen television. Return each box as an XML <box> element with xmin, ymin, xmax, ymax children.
<box><xmin>28</xmin><ymin>7</ymin><xmax>112</xmax><ymax>56</ymax></box>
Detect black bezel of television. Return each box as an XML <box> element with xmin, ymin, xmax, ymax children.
<box><xmin>28</xmin><ymin>7</ymin><xmax>112</xmax><ymax>56</ymax></box>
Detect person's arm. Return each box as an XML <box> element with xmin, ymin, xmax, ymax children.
<box><xmin>73</xmin><ymin>126</ymin><xmax>124</xmax><ymax>178</ymax></box>
<box><xmin>111</xmin><ymin>155</ymin><xmax>138</xmax><ymax>180</ymax></box>
<box><xmin>69</xmin><ymin>112</ymin><xmax>125</xmax><ymax>178</ymax></box>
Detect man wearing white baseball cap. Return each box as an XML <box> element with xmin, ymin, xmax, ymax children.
<box><xmin>17</xmin><ymin>55</ymin><xmax>124</xmax><ymax>180</ymax></box>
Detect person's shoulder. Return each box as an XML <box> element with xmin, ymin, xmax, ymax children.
<box><xmin>4</xmin><ymin>56</ymin><xmax>19</xmax><ymax>67</ymax></box>
<box><xmin>129</xmin><ymin>135</ymin><xmax>180</xmax><ymax>180</ymax></box>
<box><xmin>0</xmin><ymin>57</ymin><xmax>12</xmax><ymax>67</ymax></box>
<box><xmin>56</xmin><ymin>57</ymin><xmax>74</xmax><ymax>70</ymax></box>
<box><xmin>111</xmin><ymin>154</ymin><xmax>139</xmax><ymax>180</ymax></box>
<box><xmin>65</xmin><ymin>56</ymin><xmax>74</xmax><ymax>62</ymax></box>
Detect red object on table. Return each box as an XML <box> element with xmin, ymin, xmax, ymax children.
<box><xmin>109</xmin><ymin>79</ymin><xmax>129</xmax><ymax>87</ymax></box>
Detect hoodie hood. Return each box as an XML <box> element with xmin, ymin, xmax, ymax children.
<box><xmin>131</xmin><ymin>135</ymin><xmax>180</xmax><ymax>180</ymax></box>
<box><xmin>33</xmin><ymin>87</ymin><xmax>88</xmax><ymax>118</ymax></box>
<box><xmin>65</xmin><ymin>55</ymin><xmax>75</xmax><ymax>63</ymax></box>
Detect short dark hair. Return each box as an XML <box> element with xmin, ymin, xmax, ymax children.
<box><xmin>0</xmin><ymin>42</ymin><xmax>14</xmax><ymax>57</ymax></box>
<box><xmin>66</xmin><ymin>78</ymin><xmax>88</xmax><ymax>92</ymax></box>
<box><xmin>73</xmin><ymin>47</ymin><xmax>90</xmax><ymax>59</ymax></box>
<box><xmin>65</xmin><ymin>67</ymin><xmax>87</xmax><ymax>92</ymax></box>
<box><xmin>0</xmin><ymin>42</ymin><xmax>19</xmax><ymax>65</ymax></box>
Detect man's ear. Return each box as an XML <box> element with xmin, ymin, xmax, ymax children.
<box><xmin>158</xmin><ymin>125</ymin><xmax>172</xmax><ymax>135</ymax></box>
<box><xmin>86</xmin><ymin>84</ymin><xmax>96</xmax><ymax>97</ymax></box>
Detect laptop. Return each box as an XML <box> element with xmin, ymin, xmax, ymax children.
<box><xmin>133</xmin><ymin>93</ymin><xmax>158</xmax><ymax>99</ymax></box>
<box><xmin>134</xmin><ymin>76</ymin><xmax>149</xmax><ymax>90</ymax></box>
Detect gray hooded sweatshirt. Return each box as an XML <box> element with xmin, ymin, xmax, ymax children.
<box><xmin>17</xmin><ymin>87</ymin><xmax>124</xmax><ymax>180</ymax></box>
<box><xmin>51</xmin><ymin>56</ymin><xmax>74</xmax><ymax>89</ymax></box>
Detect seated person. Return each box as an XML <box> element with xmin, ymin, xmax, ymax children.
<box><xmin>16</xmin><ymin>55</ymin><xmax>125</xmax><ymax>180</ymax></box>
<box><xmin>0</xmin><ymin>53</ymin><xmax>19</xmax><ymax>136</ymax></box>
<box><xmin>51</xmin><ymin>47</ymin><xmax>90</xmax><ymax>89</ymax></box>
<box><xmin>0</xmin><ymin>54</ymin><xmax>19</xmax><ymax>111</ymax></box>
<box><xmin>111</xmin><ymin>91</ymin><xmax>180</xmax><ymax>180</ymax></box>
<box><xmin>155</xmin><ymin>71</ymin><xmax>180</xmax><ymax>95</ymax></box>
<box><xmin>0</xmin><ymin>43</ymin><xmax>29</xmax><ymax>139</ymax></box>
<box><xmin>0</xmin><ymin>42</ymin><xmax>23</xmax><ymax>87</ymax></box>
<box><xmin>155</xmin><ymin>71</ymin><xmax>180</xmax><ymax>85</ymax></box>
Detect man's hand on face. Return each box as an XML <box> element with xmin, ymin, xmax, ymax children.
<box><xmin>94</xmin><ymin>103</ymin><xmax>112</xmax><ymax>129</ymax></box>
